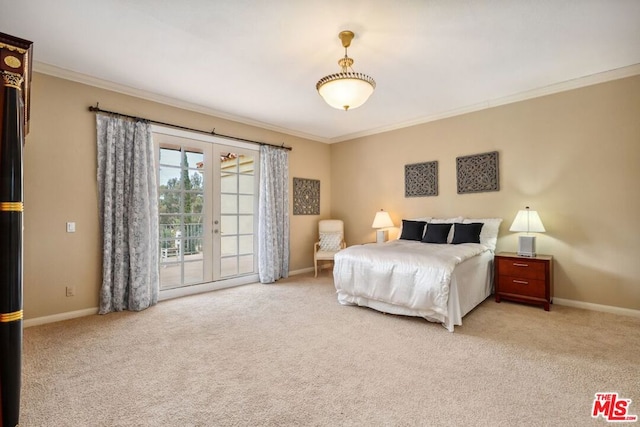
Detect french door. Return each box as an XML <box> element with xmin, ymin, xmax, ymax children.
<box><xmin>154</xmin><ymin>127</ymin><xmax>259</xmax><ymax>291</ymax></box>
<box><xmin>215</xmin><ymin>145</ymin><xmax>258</xmax><ymax>279</ymax></box>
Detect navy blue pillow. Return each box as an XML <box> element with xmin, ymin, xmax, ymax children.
<box><xmin>451</xmin><ymin>223</ymin><xmax>484</xmax><ymax>244</ymax></box>
<box><xmin>421</xmin><ymin>223</ymin><xmax>452</xmax><ymax>244</ymax></box>
<box><xmin>399</xmin><ymin>220</ymin><xmax>427</xmax><ymax>241</ymax></box>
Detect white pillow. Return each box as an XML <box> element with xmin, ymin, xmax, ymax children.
<box><xmin>463</xmin><ymin>218</ymin><xmax>502</xmax><ymax>250</ymax></box>
<box><xmin>319</xmin><ymin>232</ymin><xmax>343</xmax><ymax>251</ymax></box>
<box><xmin>430</xmin><ymin>217</ymin><xmax>464</xmax><ymax>243</ymax></box>
<box><xmin>396</xmin><ymin>217</ymin><xmax>432</xmax><ymax>240</ymax></box>
<box><xmin>430</xmin><ymin>217</ymin><xmax>463</xmax><ymax>223</ymax></box>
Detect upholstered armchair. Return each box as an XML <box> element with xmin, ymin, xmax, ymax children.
<box><xmin>314</xmin><ymin>219</ymin><xmax>346</xmax><ymax>277</ymax></box>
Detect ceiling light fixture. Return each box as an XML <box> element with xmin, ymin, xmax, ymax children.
<box><xmin>316</xmin><ymin>30</ymin><xmax>376</xmax><ymax>111</ymax></box>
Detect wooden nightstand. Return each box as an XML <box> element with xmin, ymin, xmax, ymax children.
<box><xmin>494</xmin><ymin>252</ymin><xmax>553</xmax><ymax>311</ymax></box>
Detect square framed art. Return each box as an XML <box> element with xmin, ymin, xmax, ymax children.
<box><xmin>405</xmin><ymin>161</ymin><xmax>438</xmax><ymax>197</ymax></box>
<box><xmin>456</xmin><ymin>151</ymin><xmax>499</xmax><ymax>194</ymax></box>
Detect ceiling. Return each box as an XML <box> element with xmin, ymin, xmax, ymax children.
<box><xmin>2</xmin><ymin>1</ymin><xmax>639</xmax><ymax>143</ymax></box>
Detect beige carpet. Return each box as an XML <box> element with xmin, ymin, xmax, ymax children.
<box><xmin>21</xmin><ymin>273</ymin><xmax>640</xmax><ymax>426</ymax></box>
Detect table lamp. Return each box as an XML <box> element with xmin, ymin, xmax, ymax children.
<box><xmin>371</xmin><ymin>209</ymin><xmax>394</xmax><ymax>243</ymax></box>
<box><xmin>509</xmin><ymin>206</ymin><xmax>546</xmax><ymax>257</ymax></box>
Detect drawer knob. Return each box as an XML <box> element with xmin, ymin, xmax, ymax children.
<box><xmin>513</xmin><ymin>263</ymin><xmax>529</xmax><ymax>267</ymax></box>
<box><xmin>513</xmin><ymin>280</ymin><xmax>529</xmax><ymax>285</ymax></box>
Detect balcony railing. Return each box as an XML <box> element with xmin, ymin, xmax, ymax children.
<box><xmin>160</xmin><ymin>222</ymin><xmax>203</xmax><ymax>258</ymax></box>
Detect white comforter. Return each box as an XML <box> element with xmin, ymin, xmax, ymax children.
<box><xmin>333</xmin><ymin>240</ymin><xmax>489</xmax><ymax>318</ymax></box>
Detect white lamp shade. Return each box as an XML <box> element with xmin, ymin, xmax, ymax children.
<box><xmin>318</xmin><ymin>77</ymin><xmax>374</xmax><ymax>111</ymax></box>
<box><xmin>509</xmin><ymin>209</ymin><xmax>546</xmax><ymax>233</ymax></box>
<box><xmin>371</xmin><ymin>211</ymin><xmax>394</xmax><ymax>229</ymax></box>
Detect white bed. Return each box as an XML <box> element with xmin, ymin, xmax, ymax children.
<box><xmin>333</xmin><ymin>218</ymin><xmax>501</xmax><ymax>331</ymax></box>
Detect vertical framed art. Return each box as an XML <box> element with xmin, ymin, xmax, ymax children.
<box><xmin>293</xmin><ymin>177</ymin><xmax>320</xmax><ymax>215</ymax></box>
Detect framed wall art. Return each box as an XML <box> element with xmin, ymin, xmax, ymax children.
<box><xmin>293</xmin><ymin>177</ymin><xmax>320</xmax><ymax>215</ymax></box>
<box><xmin>405</xmin><ymin>161</ymin><xmax>438</xmax><ymax>197</ymax></box>
<box><xmin>456</xmin><ymin>151</ymin><xmax>499</xmax><ymax>194</ymax></box>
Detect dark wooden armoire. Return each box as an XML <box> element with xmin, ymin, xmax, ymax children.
<box><xmin>0</xmin><ymin>31</ymin><xmax>33</xmax><ymax>427</ymax></box>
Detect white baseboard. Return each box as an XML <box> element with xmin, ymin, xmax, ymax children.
<box><xmin>25</xmin><ymin>270</ymin><xmax>313</xmax><ymax>327</ymax></box>
<box><xmin>289</xmin><ymin>267</ymin><xmax>314</xmax><ymax>276</ymax></box>
<box><xmin>26</xmin><ymin>286</ymin><xmax>635</xmax><ymax>328</ymax></box>
<box><xmin>24</xmin><ymin>307</ymin><xmax>99</xmax><ymax>328</ymax></box>
<box><xmin>554</xmin><ymin>298</ymin><xmax>640</xmax><ymax>318</ymax></box>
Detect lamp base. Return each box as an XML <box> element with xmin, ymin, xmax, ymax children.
<box><xmin>376</xmin><ymin>230</ymin><xmax>388</xmax><ymax>244</ymax></box>
<box><xmin>517</xmin><ymin>235</ymin><xmax>537</xmax><ymax>257</ymax></box>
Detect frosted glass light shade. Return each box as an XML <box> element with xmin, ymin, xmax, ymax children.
<box><xmin>509</xmin><ymin>209</ymin><xmax>546</xmax><ymax>233</ymax></box>
<box><xmin>371</xmin><ymin>211</ymin><xmax>394</xmax><ymax>229</ymax></box>
<box><xmin>317</xmin><ymin>76</ymin><xmax>375</xmax><ymax>111</ymax></box>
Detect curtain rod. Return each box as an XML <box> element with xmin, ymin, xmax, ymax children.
<box><xmin>87</xmin><ymin>103</ymin><xmax>292</xmax><ymax>151</ymax></box>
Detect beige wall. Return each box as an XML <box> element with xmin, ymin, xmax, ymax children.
<box><xmin>24</xmin><ymin>72</ymin><xmax>331</xmax><ymax>319</ymax></box>
<box><xmin>331</xmin><ymin>75</ymin><xmax>640</xmax><ymax>310</ymax></box>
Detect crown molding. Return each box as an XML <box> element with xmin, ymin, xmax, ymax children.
<box><xmin>327</xmin><ymin>63</ymin><xmax>640</xmax><ymax>143</ymax></box>
<box><xmin>33</xmin><ymin>61</ymin><xmax>330</xmax><ymax>144</ymax></box>
<box><xmin>34</xmin><ymin>61</ymin><xmax>639</xmax><ymax>145</ymax></box>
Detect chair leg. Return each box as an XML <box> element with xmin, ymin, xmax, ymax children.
<box><xmin>314</xmin><ymin>259</ymin><xmax>318</xmax><ymax>277</ymax></box>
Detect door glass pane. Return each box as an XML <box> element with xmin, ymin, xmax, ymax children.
<box><xmin>239</xmin><ymin>236</ymin><xmax>253</xmax><ymax>254</ymax></box>
<box><xmin>221</xmin><ymin>215</ymin><xmax>237</xmax><ymax>235</ymax></box>
<box><xmin>159</xmin><ymin>194</ymin><xmax>181</xmax><ymax>214</ymax></box>
<box><xmin>185</xmin><ymin>193</ymin><xmax>204</xmax><ymax>214</ymax></box>
<box><xmin>183</xmin><ymin>260</ymin><xmax>203</xmax><ymax>284</ymax></box>
<box><xmin>238</xmin><ymin>154</ymin><xmax>254</xmax><ymax>173</ymax></box>
<box><xmin>220</xmin><ymin>172</ymin><xmax>237</xmax><ymax>193</ymax></box>
<box><xmin>160</xmin><ymin>264</ymin><xmax>181</xmax><ymax>288</ymax></box>
<box><xmin>221</xmin><ymin>194</ymin><xmax>237</xmax><ymax>214</ymax></box>
<box><xmin>184</xmin><ymin>216</ymin><xmax>203</xmax><ymax>237</ymax></box>
<box><xmin>221</xmin><ymin>236</ymin><xmax>238</xmax><ymax>256</ymax></box>
<box><xmin>187</xmin><ymin>170</ymin><xmax>204</xmax><ymax>191</ymax></box>
<box><xmin>160</xmin><ymin>148</ymin><xmax>181</xmax><ymax>166</ymax></box>
<box><xmin>239</xmin><ymin>255</ymin><xmax>254</xmax><ymax>274</ymax></box>
<box><xmin>159</xmin><ymin>166</ymin><xmax>181</xmax><ymax>188</ymax></box>
<box><xmin>160</xmin><ymin>216</ymin><xmax>176</xmax><ymax>238</ymax></box>
<box><xmin>221</xmin><ymin>154</ymin><xmax>238</xmax><ymax>169</ymax></box>
<box><xmin>238</xmin><ymin>215</ymin><xmax>253</xmax><ymax>234</ymax></box>
<box><xmin>220</xmin><ymin>257</ymin><xmax>238</xmax><ymax>278</ymax></box>
<box><xmin>183</xmin><ymin>237</ymin><xmax>203</xmax><ymax>256</ymax></box>
<box><xmin>238</xmin><ymin>174</ymin><xmax>253</xmax><ymax>194</ymax></box>
<box><xmin>186</xmin><ymin>151</ymin><xmax>204</xmax><ymax>169</ymax></box>
<box><xmin>239</xmin><ymin>195</ymin><xmax>253</xmax><ymax>214</ymax></box>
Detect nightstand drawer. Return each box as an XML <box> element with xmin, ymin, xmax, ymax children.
<box><xmin>497</xmin><ymin>259</ymin><xmax>546</xmax><ymax>280</ymax></box>
<box><xmin>498</xmin><ymin>276</ymin><xmax>546</xmax><ymax>298</ymax></box>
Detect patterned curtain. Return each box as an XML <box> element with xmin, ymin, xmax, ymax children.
<box><xmin>96</xmin><ymin>114</ymin><xmax>159</xmax><ymax>313</ymax></box>
<box><xmin>258</xmin><ymin>145</ymin><xmax>290</xmax><ymax>283</ymax></box>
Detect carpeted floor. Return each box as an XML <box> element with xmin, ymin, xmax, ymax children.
<box><xmin>21</xmin><ymin>273</ymin><xmax>640</xmax><ymax>426</ymax></box>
